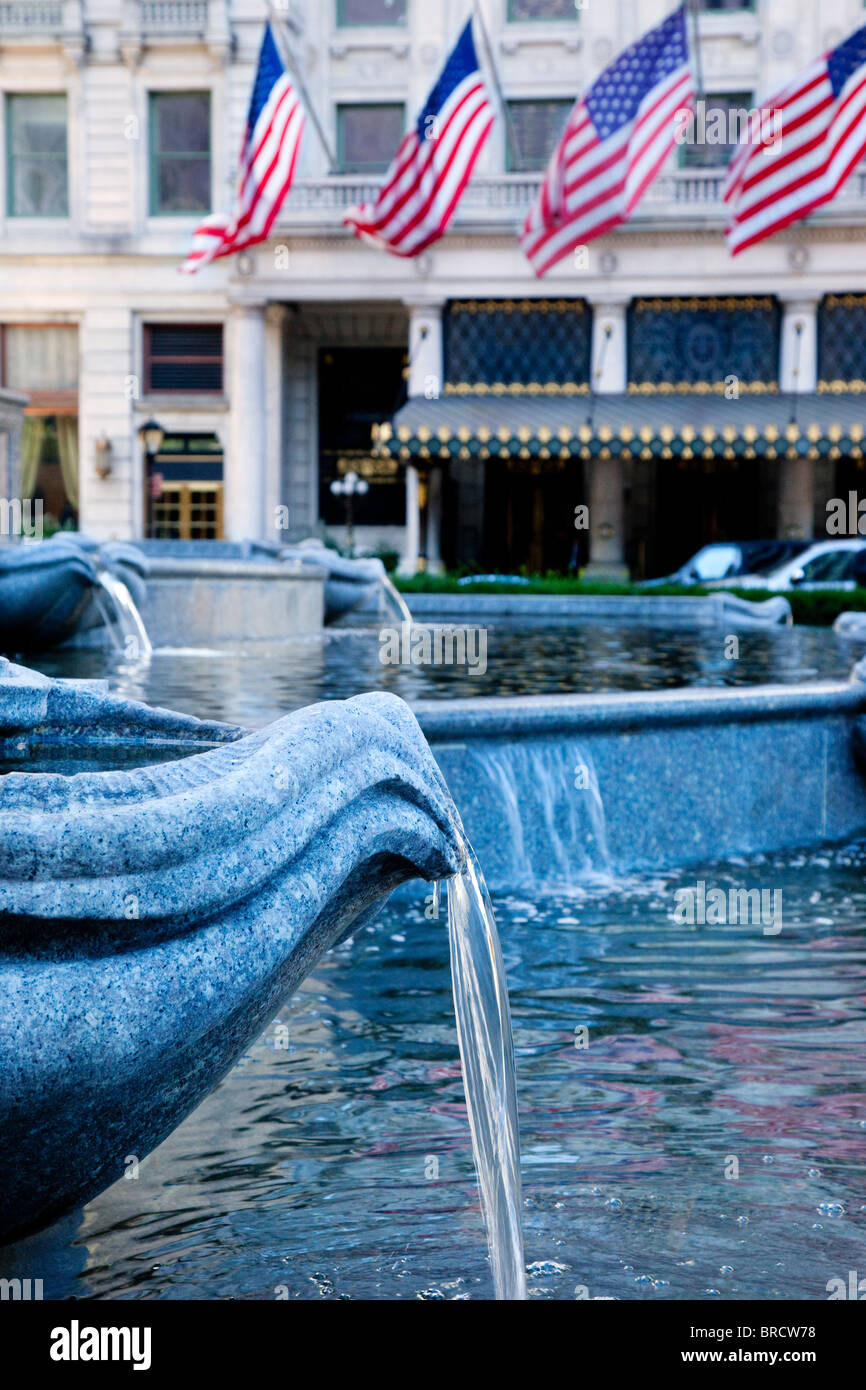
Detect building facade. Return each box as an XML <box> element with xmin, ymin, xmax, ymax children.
<box><xmin>1</xmin><ymin>0</ymin><xmax>866</xmax><ymax>577</ymax></box>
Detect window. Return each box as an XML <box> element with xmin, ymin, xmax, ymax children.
<box><xmin>337</xmin><ymin>104</ymin><xmax>404</xmax><ymax>175</ymax></box>
<box><xmin>687</xmin><ymin>545</ymin><xmax>742</xmax><ymax>581</ymax></box>
<box><xmin>143</xmin><ymin>324</ymin><xmax>223</xmax><ymax>394</ymax></box>
<box><xmin>1</xmin><ymin>325</ymin><xmax>78</xmax><ymax>395</ymax></box>
<box><xmin>798</xmin><ymin>549</ymin><xmax>863</xmax><ymax>584</ymax></box>
<box><xmin>6</xmin><ymin>95</ymin><xmax>68</xmax><ymax>217</ymax></box>
<box><xmin>337</xmin><ymin>0</ymin><xmax>407</xmax><ymax>24</ymax></box>
<box><xmin>506</xmin><ymin>99</ymin><xmax>572</xmax><ymax>172</ymax></box>
<box><xmin>679</xmin><ymin>91</ymin><xmax>754</xmax><ymax>169</ymax></box>
<box><xmin>149</xmin><ymin>92</ymin><xmax>211</xmax><ymax>215</ymax></box>
<box><xmin>1</xmin><ymin>325</ymin><xmax>79</xmax><ymax>525</ymax></box>
<box><xmin>508</xmin><ymin>0</ymin><xmax>580</xmax><ymax>19</ymax></box>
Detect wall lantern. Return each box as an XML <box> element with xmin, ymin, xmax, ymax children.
<box><xmin>138</xmin><ymin>419</ymin><xmax>165</xmax><ymax>460</ymax></box>
<box><xmin>94</xmin><ymin>433</ymin><xmax>113</xmax><ymax>480</ymax></box>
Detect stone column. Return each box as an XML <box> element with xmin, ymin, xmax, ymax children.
<box><xmin>778</xmin><ymin>299</ymin><xmax>818</xmax><ymax>540</ymax></box>
<box><xmin>584</xmin><ymin>299</ymin><xmax>629</xmax><ymax>580</ymax></box>
<box><xmin>405</xmin><ymin>299</ymin><xmax>445</xmax><ymax>401</ymax></box>
<box><xmin>780</xmin><ymin>298</ymin><xmax>818</xmax><ymax>394</ymax></box>
<box><xmin>228</xmin><ymin>300</ymin><xmax>267</xmax><ymax>543</ymax></box>
<box><xmin>426</xmin><ymin>465</ymin><xmax>444</xmax><ymax>575</ymax></box>
<box><xmin>778</xmin><ymin>458</ymin><xmax>815</xmax><ymax>541</ymax></box>
<box><xmin>591</xmin><ymin>300</ymin><xmax>628</xmax><ymax>394</ymax></box>
<box><xmin>400</xmin><ymin>299</ymin><xmax>445</xmax><ymax>575</ymax></box>
<box><xmin>264</xmin><ymin>303</ymin><xmax>286</xmax><ymax>545</ymax></box>
<box><xmin>398</xmin><ymin>463</ymin><xmax>421</xmax><ymax>578</ymax></box>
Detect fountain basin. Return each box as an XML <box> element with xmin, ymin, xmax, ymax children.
<box><xmin>64</xmin><ymin>548</ymin><xmax>327</xmax><ymax>647</ymax></box>
<box><xmin>403</xmin><ymin>591</ymin><xmax>793</xmax><ymax>626</ymax></box>
<box><xmin>0</xmin><ymin>659</ymin><xmax>462</xmax><ymax>1244</ymax></box>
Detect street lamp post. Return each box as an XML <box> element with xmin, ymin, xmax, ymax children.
<box><xmin>329</xmin><ymin>470</ymin><xmax>369</xmax><ymax>556</ymax></box>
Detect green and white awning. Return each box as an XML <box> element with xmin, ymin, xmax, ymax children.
<box><xmin>373</xmin><ymin>390</ymin><xmax>866</xmax><ymax>464</ymax></box>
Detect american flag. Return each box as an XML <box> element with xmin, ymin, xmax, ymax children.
<box><xmin>181</xmin><ymin>23</ymin><xmax>305</xmax><ymax>274</ymax></box>
<box><xmin>521</xmin><ymin>6</ymin><xmax>694</xmax><ymax>278</ymax></box>
<box><xmin>344</xmin><ymin>18</ymin><xmax>495</xmax><ymax>258</ymax></box>
<box><xmin>725</xmin><ymin>23</ymin><xmax>866</xmax><ymax>256</ymax></box>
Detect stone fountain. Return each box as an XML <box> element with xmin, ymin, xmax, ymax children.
<box><xmin>0</xmin><ymin>658</ymin><xmax>463</xmax><ymax>1245</ymax></box>
<box><xmin>281</xmin><ymin>539</ymin><xmax>388</xmax><ymax>623</ymax></box>
<box><xmin>0</xmin><ymin>534</ymin><xmax>149</xmax><ymax>653</ymax></box>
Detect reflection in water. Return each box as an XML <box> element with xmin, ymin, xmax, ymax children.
<box><xmin>23</xmin><ymin>617</ymin><xmax>859</xmax><ymax>730</ymax></box>
<box><xmin>8</xmin><ymin>841</ymin><xmax>864</xmax><ymax>1301</ymax></box>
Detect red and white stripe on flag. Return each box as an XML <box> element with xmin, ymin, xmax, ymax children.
<box><xmin>344</xmin><ymin>18</ymin><xmax>495</xmax><ymax>258</ymax></box>
<box><xmin>725</xmin><ymin>23</ymin><xmax>866</xmax><ymax>256</ymax></box>
<box><xmin>181</xmin><ymin>23</ymin><xmax>305</xmax><ymax>274</ymax></box>
<box><xmin>520</xmin><ymin>5</ymin><xmax>694</xmax><ymax>278</ymax></box>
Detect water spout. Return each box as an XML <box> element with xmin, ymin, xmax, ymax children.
<box><xmin>93</xmin><ymin>569</ymin><xmax>152</xmax><ymax>661</ymax></box>
<box><xmin>445</xmin><ymin>837</ymin><xmax>527</xmax><ymax>1301</ymax></box>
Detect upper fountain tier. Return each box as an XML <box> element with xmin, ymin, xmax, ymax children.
<box><xmin>0</xmin><ymin>535</ymin><xmax>149</xmax><ymax>653</ymax></box>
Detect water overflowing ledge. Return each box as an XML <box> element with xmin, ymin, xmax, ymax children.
<box><xmin>415</xmin><ymin>680</ymin><xmax>866</xmax><ymax>883</ymax></box>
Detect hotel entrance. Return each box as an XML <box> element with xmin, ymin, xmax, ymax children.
<box><xmin>648</xmin><ymin>456</ymin><xmax>777</xmax><ymax>579</ymax></box>
<box><xmin>483</xmin><ymin>458</ymin><xmax>587</xmax><ymax>575</ymax></box>
<box><xmin>147</xmin><ymin>433</ymin><xmax>224</xmax><ymax>540</ymax></box>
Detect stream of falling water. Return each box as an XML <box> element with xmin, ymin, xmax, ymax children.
<box><xmin>380</xmin><ymin>573</ymin><xmax>414</xmax><ymax>628</ymax></box>
<box><xmin>93</xmin><ymin>571</ymin><xmax>153</xmax><ymax>661</ymax></box>
<box><xmin>439</xmin><ymin>839</ymin><xmax>527</xmax><ymax>1302</ymax></box>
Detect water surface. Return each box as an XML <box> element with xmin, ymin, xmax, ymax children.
<box><xmin>4</xmin><ymin>842</ymin><xmax>865</xmax><ymax>1301</ymax></box>
<box><xmin>23</xmin><ymin>617</ymin><xmax>862</xmax><ymax>729</ymax></box>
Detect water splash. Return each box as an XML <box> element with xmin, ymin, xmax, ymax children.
<box><xmin>444</xmin><ymin>838</ymin><xmax>527</xmax><ymax>1301</ymax></box>
<box><xmin>93</xmin><ymin>571</ymin><xmax>152</xmax><ymax>661</ymax></box>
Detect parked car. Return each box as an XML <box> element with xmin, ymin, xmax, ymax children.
<box><xmin>642</xmin><ymin>539</ymin><xmax>811</xmax><ymax>588</ymax></box>
<box><xmin>722</xmin><ymin>539</ymin><xmax>866</xmax><ymax>591</ymax></box>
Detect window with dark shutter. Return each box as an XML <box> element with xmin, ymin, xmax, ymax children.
<box><xmin>143</xmin><ymin>324</ymin><xmax>224</xmax><ymax>394</ymax></box>
<box><xmin>505</xmin><ymin>100</ymin><xmax>572</xmax><ymax>172</ymax></box>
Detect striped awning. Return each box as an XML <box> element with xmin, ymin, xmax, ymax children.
<box><xmin>373</xmin><ymin>391</ymin><xmax>866</xmax><ymax>463</ymax></box>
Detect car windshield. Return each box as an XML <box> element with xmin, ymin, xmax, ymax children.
<box><xmin>798</xmin><ymin>550</ymin><xmax>861</xmax><ymax>582</ymax></box>
<box><xmin>688</xmin><ymin>546</ymin><xmax>741</xmax><ymax>580</ymax></box>
<box><xmin>750</xmin><ymin>542</ymin><xmax>809</xmax><ymax>575</ymax></box>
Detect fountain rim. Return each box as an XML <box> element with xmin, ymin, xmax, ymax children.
<box><xmin>5</xmin><ymin>672</ymin><xmax>866</xmax><ymax>769</ymax></box>
<box><xmin>412</xmin><ymin>675</ymin><xmax>866</xmax><ymax>740</ymax></box>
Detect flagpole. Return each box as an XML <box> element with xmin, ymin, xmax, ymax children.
<box><xmin>686</xmin><ymin>0</ymin><xmax>705</xmax><ymax>104</ymax></box>
<box><xmin>267</xmin><ymin>3</ymin><xmax>336</xmax><ymax>172</ymax></box>
<box><xmin>472</xmin><ymin>0</ymin><xmax>520</xmax><ymax>173</ymax></box>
